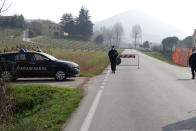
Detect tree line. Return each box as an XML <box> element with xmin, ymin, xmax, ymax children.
<box><xmin>94</xmin><ymin>24</ymin><xmax>144</xmax><ymax>48</ymax></box>
<box><xmin>93</xmin><ymin>23</ymin><xmax>124</xmax><ymax>47</ymax></box>
<box><xmin>148</xmin><ymin>36</ymin><xmax>179</xmax><ymax>59</ymax></box>
<box><xmin>60</xmin><ymin>6</ymin><xmax>93</xmax><ymax>40</ymax></box>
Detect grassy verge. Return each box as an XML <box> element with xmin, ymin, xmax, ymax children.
<box><xmin>139</xmin><ymin>50</ymin><xmax>179</xmax><ymax>65</ymax></box>
<box><xmin>53</xmin><ymin>49</ymin><xmax>110</xmax><ymax>77</ymax></box>
<box><xmin>0</xmin><ymin>84</ymin><xmax>83</xmax><ymax>131</ymax></box>
<box><xmin>53</xmin><ymin>49</ymin><xmax>123</xmax><ymax>76</ymax></box>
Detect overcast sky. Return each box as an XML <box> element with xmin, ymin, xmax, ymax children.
<box><xmin>4</xmin><ymin>0</ymin><xmax>196</xmax><ymax>35</ymax></box>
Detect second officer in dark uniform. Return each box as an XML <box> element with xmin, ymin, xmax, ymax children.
<box><xmin>108</xmin><ymin>45</ymin><xmax>119</xmax><ymax>73</ymax></box>
<box><xmin>189</xmin><ymin>48</ymin><xmax>196</xmax><ymax>79</ymax></box>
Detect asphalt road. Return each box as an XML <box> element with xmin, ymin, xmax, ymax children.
<box><xmin>63</xmin><ymin>49</ymin><xmax>196</xmax><ymax>131</ymax></box>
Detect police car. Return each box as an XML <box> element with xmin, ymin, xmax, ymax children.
<box><xmin>0</xmin><ymin>49</ymin><xmax>80</xmax><ymax>81</ymax></box>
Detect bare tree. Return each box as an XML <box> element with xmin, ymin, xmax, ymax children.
<box><xmin>0</xmin><ymin>0</ymin><xmax>12</xmax><ymax>16</ymax></box>
<box><xmin>98</xmin><ymin>26</ymin><xmax>113</xmax><ymax>46</ymax></box>
<box><xmin>131</xmin><ymin>24</ymin><xmax>142</xmax><ymax>49</ymax></box>
<box><xmin>105</xmin><ymin>28</ymin><xmax>113</xmax><ymax>46</ymax></box>
<box><xmin>113</xmin><ymin>23</ymin><xmax>124</xmax><ymax>48</ymax></box>
<box><xmin>93</xmin><ymin>23</ymin><xmax>124</xmax><ymax>48</ymax></box>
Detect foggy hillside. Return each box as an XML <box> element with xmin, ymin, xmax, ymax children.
<box><xmin>94</xmin><ymin>11</ymin><xmax>187</xmax><ymax>44</ymax></box>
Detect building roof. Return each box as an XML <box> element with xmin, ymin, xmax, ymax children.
<box><xmin>0</xmin><ymin>16</ymin><xmax>13</xmax><ymax>21</ymax></box>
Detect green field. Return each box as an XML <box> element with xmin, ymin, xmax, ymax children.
<box><xmin>31</xmin><ymin>36</ymin><xmax>109</xmax><ymax>52</ymax></box>
<box><xmin>0</xmin><ymin>28</ymin><xmax>23</xmax><ymax>40</ymax></box>
<box><xmin>0</xmin><ymin>84</ymin><xmax>83</xmax><ymax>131</ymax></box>
<box><xmin>0</xmin><ymin>28</ymin><xmax>24</xmax><ymax>51</ymax></box>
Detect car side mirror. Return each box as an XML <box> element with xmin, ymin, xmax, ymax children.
<box><xmin>44</xmin><ymin>58</ymin><xmax>50</xmax><ymax>62</ymax></box>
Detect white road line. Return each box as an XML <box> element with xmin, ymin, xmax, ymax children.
<box><xmin>80</xmin><ymin>70</ymin><xmax>110</xmax><ymax>131</ymax></box>
<box><xmin>80</xmin><ymin>89</ymin><xmax>103</xmax><ymax>131</ymax></box>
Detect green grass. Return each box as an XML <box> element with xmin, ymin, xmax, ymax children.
<box><xmin>0</xmin><ymin>28</ymin><xmax>23</xmax><ymax>51</ymax></box>
<box><xmin>0</xmin><ymin>28</ymin><xmax>23</xmax><ymax>39</ymax></box>
<box><xmin>53</xmin><ymin>49</ymin><xmax>110</xmax><ymax>76</ymax></box>
<box><xmin>0</xmin><ymin>84</ymin><xmax>83</xmax><ymax>131</ymax></box>
<box><xmin>31</xmin><ymin>36</ymin><xmax>109</xmax><ymax>52</ymax></box>
<box><xmin>139</xmin><ymin>50</ymin><xmax>181</xmax><ymax>66</ymax></box>
<box><xmin>79</xmin><ymin>73</ymin><xmax>94</xmax><ymax>77</ymax></box>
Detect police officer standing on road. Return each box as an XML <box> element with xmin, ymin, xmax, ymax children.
<box><xmin>108</xmin><ymin>45</ymin><xmax>119</xmax><ymax>74</ymax></box>
<box><xmin>189</xmin><ymin>48</ymin><xmax>196</xmax><ymax>79</ymax></box>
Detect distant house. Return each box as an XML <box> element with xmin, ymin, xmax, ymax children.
<box><xmin>0</xmin><ymin>16</ymin><xmax>14</xmax><ymax>28</ymax></box>
<box><xmin>0</xmin><ymin>16</ymin><xmax>13</xmax><ymax>21</ymax></box>
<box><xmin>48</xmin><ymin>25</ymin><xmax>61</xmax><ymax>38</ymax></box>
<box><xmin>0</xmin><ymin>16</ymin><xmax>13</xmax><ymax>24</ymax></box>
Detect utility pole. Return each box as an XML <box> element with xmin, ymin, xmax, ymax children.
<box><xmin>134</xmin><ymin>32</ymin><xmax>138</xmax><ymax>49</ymax></box>
<box><xmin>117</xmin><ymin>31</ymin><xmax>119</xmax><ymax>48</ymax></box>
<box><xmin>193</xmin><ymin>29</ymin><xmax>196</xmax><ymax>48</ymax></box>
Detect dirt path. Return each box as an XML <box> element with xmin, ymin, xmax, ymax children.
<box><xmin>10</xmin><ymin>77</ymin><xmax>89</xmax><ymax>88</ymax></box>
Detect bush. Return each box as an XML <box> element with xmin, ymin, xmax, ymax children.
<box><xmin>28</xmin><ymin>30</ymin><xmax>36</xmax><ymax>38</ymax></box>
<box><xmin>152</xmin><ymin>45</ymin><xmax>163</xmax><ymax>53</ymax></box>
<box><xmin>0</xmin><ymin>79</ymin><xmax>15</xmax><ymax>124</ymax></box>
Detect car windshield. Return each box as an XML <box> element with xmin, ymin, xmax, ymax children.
<box><xmin>41</xmin><ymin>53</ymin><xmax>58</xmax><ymax>61</ymax></box>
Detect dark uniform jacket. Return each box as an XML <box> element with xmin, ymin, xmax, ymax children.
<box><xmin>108</xmin><ymin>49</ymin><xmax>118</xmax><ymax>63</ymax></box>
<box><xmin>189</xmin><ymin>53</ymin><xmax>196</xmax><ymax>68</ymax></box>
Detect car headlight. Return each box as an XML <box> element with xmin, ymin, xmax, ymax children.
<box><xmin>68</xmin><ymin>64</ymin><xmax>79</xmax><ymax>69</ymax></box>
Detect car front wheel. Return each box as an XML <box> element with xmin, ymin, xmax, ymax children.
<box><xmin>55</xmin><ymin>70</ymin><xmax>66</xmax><ymax>81</ymax></box>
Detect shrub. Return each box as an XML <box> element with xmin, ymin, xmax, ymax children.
<box><xmin>0</xmin><ymin>79</ymin><xmax>15</xmax><ymax>124</ymax></box>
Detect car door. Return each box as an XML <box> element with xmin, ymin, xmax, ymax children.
<box><xmin>30</xmin><ymin>53</ymin><xmax>53</xmax><ymax>77</ymax></box>
<box><xmin>14</xmin><ymin>53</ymin><xmax>33</xmax><ymax>77</ymax></box>
<box><xmin>0</xmin><ymin>54</ymin><xmax>15</xmax><ymax>71</ymax></box>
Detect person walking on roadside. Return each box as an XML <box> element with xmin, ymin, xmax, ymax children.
<box><xmin>108</xmin><ymin>45</ymin><xmax>119</xmax><ymax>74</ymax></box>
<box><xmin>189</xmin><ymin>48</ymin><xmax>196</xmax><ymax>79</ymax></box>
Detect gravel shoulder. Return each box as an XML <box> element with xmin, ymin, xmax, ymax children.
<box><xmin>10</xmin><ymin>77</ymin><xmax>89</xmax><ymax>88</ymax></box>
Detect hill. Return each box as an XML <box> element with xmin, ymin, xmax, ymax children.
<box><xmin>94</xmin><ymin>11</ymin><xmax>187</xmax><ymax>44</ymax></box>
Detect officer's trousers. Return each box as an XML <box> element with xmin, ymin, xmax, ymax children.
<box><xmin>111</xmin><ymin>62</ymin><xmax>116</xmax><ymax>71</ymax></box>
<box><xmin>191</xmin><ymin>67</ymin><xmax>196</xmax><ymax>79</ymax></box>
